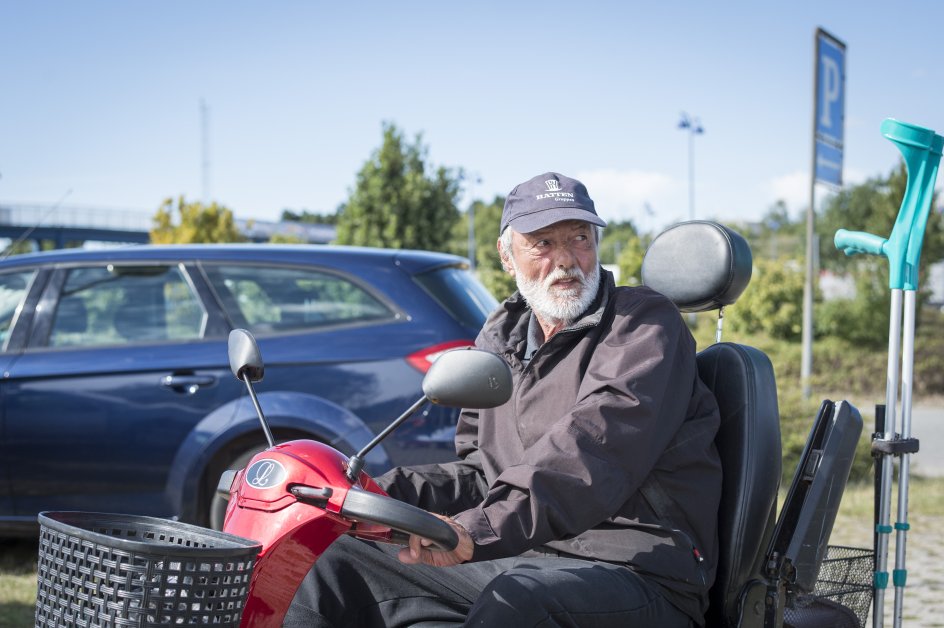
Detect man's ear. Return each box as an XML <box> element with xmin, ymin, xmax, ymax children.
<box><xmin>497</xmin><ymin>239</ymin><xmax>515</xmax><ymax>277</ymax></box>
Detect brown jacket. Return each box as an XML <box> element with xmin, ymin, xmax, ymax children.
<box><xmin>379</xmin><ymin>270</ymin><xmax>722</xmax><ymax>621</ymax></box>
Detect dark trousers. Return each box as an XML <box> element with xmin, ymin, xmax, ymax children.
<box><xmin>284</xmin><ymin>535</ymin><xmax>694</xmax><ymax>628</ymax></box>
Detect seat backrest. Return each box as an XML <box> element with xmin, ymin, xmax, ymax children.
<box><xmin>697</xmin><ymin>343</ymin><xmax>782</xmax><ymax>627</ymax></box>
<box><xmin>642</xmin><ymin>221</ymin><xmax>782</xmax><ymax>627</ymax></box>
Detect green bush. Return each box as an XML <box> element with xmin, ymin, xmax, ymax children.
<box><xmin>816</xmin><ymin>261</ymin><xmax>891</xmax><ymax>349</ymax></box>
<box><xmin>725</xmin><ymin>258</ymin><xmax>806</xmax><ymax>341</ymax></box>
<box><xmin>692</xmin><ymin>309</ymin><xmax>944</xmax><ymax>486</ymax></box>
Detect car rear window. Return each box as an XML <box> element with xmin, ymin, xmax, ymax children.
<box><xmin>203</xmin><ymin>264</ymin><xmax>395</xmax><ymax>333</ymax></box>
<box><xmin>412</xmin><ymin>266</ymin><xmax>497</xmax><ymax>331</ymax></box>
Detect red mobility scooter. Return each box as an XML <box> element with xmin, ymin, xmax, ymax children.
<box><xmin>36</xmin><ymin>220</ymin><xmax>869</xmax><ymax>628</ymax></box>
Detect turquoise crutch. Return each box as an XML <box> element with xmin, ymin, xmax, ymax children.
<box><xmin>834</xmin><ymin>118</ymin><xmax>944</xmax><ymax>628</ymax></box>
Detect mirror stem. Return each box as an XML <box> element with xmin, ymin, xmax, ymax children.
<box><xmin>346</xmin><ymin>395</ymin><xmax>428</xmax><ymax>483</ymax></box>
<box><xmin>242</xmin><ymin>373</ymin><xmax>276</xmax><ymax>448</ymax></box>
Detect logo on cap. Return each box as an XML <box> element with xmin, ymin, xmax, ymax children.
<box><xmin>545</xmin><ymin>180</ymin><xmax>562</xmax><ymax>192</ymax></box>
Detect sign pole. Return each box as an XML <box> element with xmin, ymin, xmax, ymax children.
<box><xmin>802</xmin><ymin>27</ymin><xmax>846</xmax><ymax>399</ymax></box>
<box><xmin>802</xmin><ymin>169</ymin><xmax>816</xmax><ymax>399</ymax></box>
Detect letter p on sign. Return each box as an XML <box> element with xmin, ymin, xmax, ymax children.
<box><xmin>815</xmin><ymin>30</ymin><xmax>845</xmax><ymax>145</ymax></box>
<box><xmin>819</xmin><ymin>56</ymin><xmax>841</xmax><ymax>130</ymax></box>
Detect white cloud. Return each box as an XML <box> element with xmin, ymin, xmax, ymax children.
<box><xmin>574</xmin><ymin>168</ymin><xmax>675</xmax><ymax>224</ymax></box>
<box><xmin>764</xmin><ymin>168</ymin><xmax>868</xmax><ymax>209</ymax></box>
<box><xmin>843</xmin><ymin>167</ymin><xmax>868</xmax><ymax>186</ymax></box>
<box><xmin>762</xmin><ymin>167</ymin><xmax>874</xmax><ymax>220</ymax></box>
<box><xmin>766</xmin><ymin>171</ymin><xmax>809</xmax><ymax>210</ymax></box>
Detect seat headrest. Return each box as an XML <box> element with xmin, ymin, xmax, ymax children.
<box><xmin>641</xmin><ymin>221</ymin><xmax>752</xmax><ymax>313</ymax></box>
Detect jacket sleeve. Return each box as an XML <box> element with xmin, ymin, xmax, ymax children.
<box><xmin>453</xmin><ymin>293</ymin><xmax>701</xmax><ymax>561</ymax></box>
<box><xmin>374</xmin><ymin>409</ymin><xmax>488</xmax><ymax>515</ymax></box>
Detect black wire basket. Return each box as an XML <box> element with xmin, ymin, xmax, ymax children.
<box><xmin>35</xmin><ymin>511</ymin><xmax>261</xmax><ymax>628</ymax></box>
<box><xmin>785</xmin><ymin>545</ymin><xmax>875</xmax><ymax>628</ymax></box>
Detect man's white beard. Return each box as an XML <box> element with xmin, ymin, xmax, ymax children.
<box><xmin>514</xmin><ymin>262</ymin><xmax>600</xmax><ymax>327</ymax></box>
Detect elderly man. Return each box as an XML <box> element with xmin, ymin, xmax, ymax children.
<box><xmin>286</xmin><ymin>172</ymin><xmax>722</xmax><ymax>627</ymax></box>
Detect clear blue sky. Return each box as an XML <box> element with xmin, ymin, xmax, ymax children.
<box><xmin>2</xmin><ymin>1</ymin><xmax>943</xmax><ymax>235</ymax></box>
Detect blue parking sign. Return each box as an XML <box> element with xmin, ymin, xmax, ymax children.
<box><xmin>814</xmin><ymin>29</ymin><xmax>846</xmax><ymax>186</ymax></box>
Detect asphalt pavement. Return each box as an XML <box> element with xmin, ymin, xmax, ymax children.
<box><xmin>901</xmin><ymin>403</ymin><xmax>943</xmax><ymax>478</ymax></box>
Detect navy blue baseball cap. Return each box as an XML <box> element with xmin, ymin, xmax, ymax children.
<box><xmin>500</xmin><ymin>172</ymin><xmax>607</xmax><ymax>235</ymax></box>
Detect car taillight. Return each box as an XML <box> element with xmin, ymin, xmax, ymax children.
<box><xmin>406</xmin><ymin>340</ymin><xmax>476</xmax><ymax>373</ymax></box>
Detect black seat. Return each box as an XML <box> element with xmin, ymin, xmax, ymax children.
<box><xmin>697</xmin><ymin>343</ymin><xmax>782</xmax><ymax>627</ymax></box>
<box><xmin>642</xmin><ymin>221</ymin><xmax>782</xmax><ymax>628</ymax></box>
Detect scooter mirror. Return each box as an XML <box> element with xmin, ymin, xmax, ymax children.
<box><xmin>422</xmin><ymin>348</ymin><xmax>512</xmax><ymax>409</ymax></box>
<box><xmin>228</xmin><ymin>329</ymin><xmax>264</xmax><ymax>382</ymax></box>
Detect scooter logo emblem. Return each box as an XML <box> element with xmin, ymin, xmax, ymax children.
<box><xmin>245</xmin><ymin>458</ymin><xmax>287</xmax><ymax>490</ymax></box>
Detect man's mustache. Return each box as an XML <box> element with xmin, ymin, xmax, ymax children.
<box><xmin>544</xmin><ymin>268</ymin><xmax>587</xmax><ymax>289</ymax></box>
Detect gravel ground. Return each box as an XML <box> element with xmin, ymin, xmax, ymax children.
<box><xmin>826</xmin><ymin>393</ymin><xmax>944</xmax><ymax>628</ymax></box>
<box><xmin>829</xmin><ymin>512</ymin><xmax>944</xmax><ymax>627</ymax></box>
<box><xmin>782</xmin><ymin>401</ymin><xmax>944</xmax><ymax>627</ymax></box>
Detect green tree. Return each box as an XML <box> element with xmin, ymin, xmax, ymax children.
<box><xmin>811</xmin><ymin>163</ymin><xmax>943</xmax><ymax>346</ymax></box>
<box><xmin>477</xmin><ymin>196</ymin><xmax>517</xmax><ymax>300</ymax></box>
<box><xmin>595</xmin><ymin>220</ymin><xmax>645</xmax><ymax>286</ymax></box>
<box><xmin>735</xmin><ymin>200</ymin><xmax>806</xmax><ymax>261</ymax></box>
<box><xmin>335</xmin><ymin>123</ymin><xmax>461</xmax><ymax>251</ymax></box>
<box><xmin>448</xmin><ymin>195</ymin><xmax>516</xmax><ymax>300</ymax></box>
<box><xmin>150</xmin><ymin>197</ymin><xmax>244</xmax><ymax>244</ymax></box>
<box><xmin>616</xmin><ymin>234</ymin><xmax>646</xmax><ymax>286</ymax></box>
<box><xmin>816</xmin><ymin>259</ymin><xmax>892</xmax><ymax>348</ymax></box>
<box><xmin>268</xmin><ymin>233</ymin><xmax>306</xmax><ymax>244</ymax></box>
<box><xmin>726</xmin><ymin>257</ymin><xmax>807</xmax><ymax>341</ymax></box>
<box><xmin>598</xmin><ymin>220</ymin><xmax>639</xmax><ymax>266</ymax></box>
<box><xmin>280</xmin><ymin>209</ymin><xmax>339</xmax><ymax>226</ymax></box>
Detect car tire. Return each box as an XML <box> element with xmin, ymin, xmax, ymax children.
<box><xmin>208</xmin><ymin>445</ymin><xmax>265</xmax><ymax>531</ymax></box>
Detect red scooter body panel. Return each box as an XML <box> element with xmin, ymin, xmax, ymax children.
<box><xmin>223</xmin><ymin>439</ymin><xmax>392</xmax><ymax>628</ymax></box>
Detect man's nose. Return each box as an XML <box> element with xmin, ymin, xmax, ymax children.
<box><xmin>553</xmin><ymin>244</ymin><xmax>576</xmax><ymax>269</ymax></box>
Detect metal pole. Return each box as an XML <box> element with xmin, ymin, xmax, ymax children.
<box><xmin>688</xmin><ymin>130</ymin><xmax>695</xmax><ymax>221</ymax></box>
<box><xmin>874</xmin><ymin>288</ymin><xmax>903</xmax><ymax>628</ymax></box>
<box><xmin>468</xmin><ymin>201</ymin><xmax>476</xmax><ymax>271</ymax></box>
<box><xmin>892</xmin><ymin>289</ymin><xmax>917</xmax><ymax>628</ymax></box>
<box><xmin>801</xmin><ymin>28</ymin><xmax>820</xmax><ymax>401</ymax></box>
<box><xmin>201</xmin><ymin>99</ymin><xmax>211</xmax><ymax>205</ymax></box>
<box><xmin>466</xmin><ymin>174</ymin><xmax>480</xmax><ymax>271</ymax></box>
<box><xmin>677</xmin><ymin>113</ymin><xmax>702</xmax><ymax>222</ymax></box>
<box><xmin>800</xmin><ymin>184</ymin><xmax>816</xmax><ymax>400</ymax></box>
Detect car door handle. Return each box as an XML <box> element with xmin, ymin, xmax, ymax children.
<box><xmin>161</xmin><ymin>374</ymin><xmax>217</xmax><ymax>394</ymax></box>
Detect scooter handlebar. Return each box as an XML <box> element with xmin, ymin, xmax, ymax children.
<box><xmin>341</xmin><ymin>488</ymin><xmax>459</xmax><ymax>551</ymax></box>
<box><xmin>834</xmin><ymin>229</ymin><xmax>887</xmax><ymax>258</ymax></box>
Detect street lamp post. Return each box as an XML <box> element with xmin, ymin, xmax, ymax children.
<box><xmin>678</xmin><ymin>112</ymin><xmax>704</xmax><ymax>221</ymax></box>
<box><xmin>465</xmin><ymin>173</ymin><xmax>482</xmax><ymax>271</ymax></box>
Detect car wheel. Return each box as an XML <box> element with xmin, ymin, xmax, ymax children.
<box><xmin>208</xmin><ymin>445</ymin><xmax>265</xmax><ymax>531</ymax></box>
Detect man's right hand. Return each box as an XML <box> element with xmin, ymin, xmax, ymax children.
<box><xmin>398</xmin><ymin>514</ymin><xmax>474</xmax><ymax>567</ymax></box>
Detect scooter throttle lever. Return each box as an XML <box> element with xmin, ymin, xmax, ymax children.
<box><xmin>290</xmin><ymin>485</ymin><xmax>334</xmax><ymax>507</ymax></box>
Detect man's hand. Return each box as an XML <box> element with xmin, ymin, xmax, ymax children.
<box><xmin>398</xmin><ymin>514</ymin><xmax>474</xmax><ymax>567</ymax></box>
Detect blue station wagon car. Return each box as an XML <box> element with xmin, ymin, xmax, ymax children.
<box><xmin>0</xmin><ymin>244</ymin><xmax>497</xmax><ymax>534</ymax></box>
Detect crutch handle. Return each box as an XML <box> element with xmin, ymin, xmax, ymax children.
<box><xmin>834</xmin><ymin>229</ymin><xmax>887</xmax><ymax>258</ymax></box>
<box><xmin>833</xmin><ymin>119</ymin><xmax>942</xmax><ymax>290</ymax></box>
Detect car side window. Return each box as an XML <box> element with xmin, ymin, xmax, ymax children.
<box><xmin>0</xmin><ymin>270</ymin><xmax>37</xmax><ymax>351</ymax></box>
<box><xmin>48</xmin><ymin>265</ymin><xmax>205</xmax><ymax>347</ymax></box>
<box><xmin>204</xmin><ymin>264</ymin><xmax>394</xmax><ymax>333</ymax></box>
